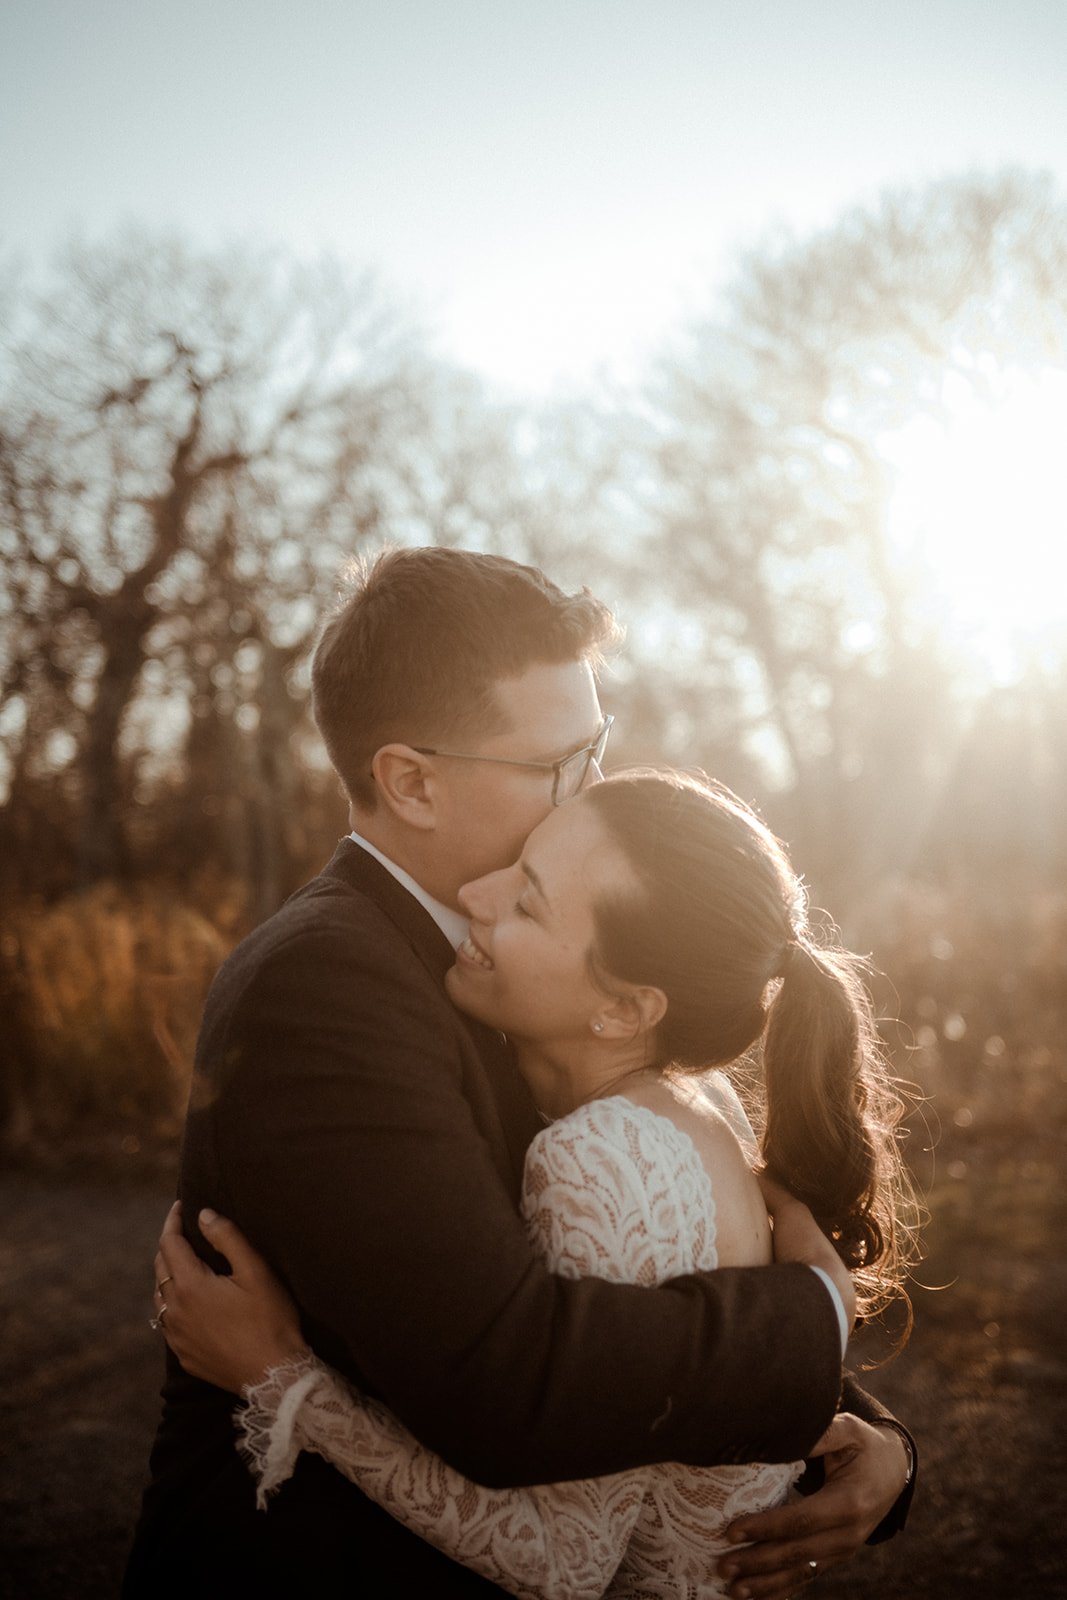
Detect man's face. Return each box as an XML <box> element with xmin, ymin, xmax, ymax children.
<box><xmin>428</xmin><ymin>658</ymin><xmax>605</xmax><ymax>904</ymax></box>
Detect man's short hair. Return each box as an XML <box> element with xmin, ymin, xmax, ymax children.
<box><xmin>312</xmin><ymin>545</ymin><xmax>619</xmax><ymax>808</ymax></box>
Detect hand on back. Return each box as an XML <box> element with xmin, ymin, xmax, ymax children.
<box><xmin>155</xmin><ymin>1201</ymin><xmax>310</xmax><ymax>1394</ymax></box>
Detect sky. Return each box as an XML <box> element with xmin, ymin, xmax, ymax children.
<box><xmin>4</xmin><ymin>0</ymin><xmax>1067</xmax><ymax>394</ymax></box>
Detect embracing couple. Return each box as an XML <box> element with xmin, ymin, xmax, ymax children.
<box><xmin>125</xmin><ymin>546</ymin><xmax>916</xmax><ymax>1599</ymax></box>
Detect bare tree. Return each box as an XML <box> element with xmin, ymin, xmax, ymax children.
<box><xmin>0</xmin><ymin>232</ymin><xmax>435</xmax><ymax>893</ymax></box>
<box><xmin>645</xmin><ymin>170</ymin><xmax>1067</xmax><ymax>891</ymax></box>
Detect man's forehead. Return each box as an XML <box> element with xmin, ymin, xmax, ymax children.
<box><xmin>482</xmin><ymin>662</ymin><xmax>600</xmax><ymax>746</ymax></box>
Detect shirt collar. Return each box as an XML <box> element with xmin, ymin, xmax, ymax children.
<box><xmin>348</xmin><ymin>830</ymin><xmax>469</xmax><ymax>950</ymax></box>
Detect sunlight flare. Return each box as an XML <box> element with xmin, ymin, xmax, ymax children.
<box><xmin>879</xmin><ymin>365</ymin><xmax>1067</xmax><ymax>680</ymax></box>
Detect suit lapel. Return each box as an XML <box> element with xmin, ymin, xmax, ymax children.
<box><xmin>322</xmin><ymin>837</ymin><xmax>457</xmax><ymax>986</ymax></box>
<box><xmin>460</xmin><ymin>1016</ymin><xmax>543</xmax><ymax>1192</ymax></box>
<box><xmin>321</xmin><ymin>838</ymin><xmax>542</xmax><ymax>1194</ymax></box>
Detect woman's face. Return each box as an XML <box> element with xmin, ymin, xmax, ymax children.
<box><xmin>445</xmin><ymin>795</ymin><xmax>640</xmax><ymax>1047</ymax></box>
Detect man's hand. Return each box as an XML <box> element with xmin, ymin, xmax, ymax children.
<box><xmin>717</xmin><ymin>1413</ymin><xmax>911</xmax><ymax>1599</ymax></box>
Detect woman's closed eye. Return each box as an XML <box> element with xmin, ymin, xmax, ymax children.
<box><xmin>515</xmin><ymin>900</ymin><xmax>533</xmax><ymax>918</ymax></box>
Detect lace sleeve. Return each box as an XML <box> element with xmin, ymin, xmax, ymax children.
<box><xmin>238</xmin><ymin>1354</ymin><xmax>646</xmax><ymax>1600</ymax></box>
<box><xmin>235</xmin><ymin>1101</ymin><xmax>715</xmax><ymax>1599</ymax></box>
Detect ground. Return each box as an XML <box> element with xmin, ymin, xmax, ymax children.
<box><xmin>1</xmin><ymin>1131</ymin><xmax>1065</xmax><ymax>1599</ymax></box>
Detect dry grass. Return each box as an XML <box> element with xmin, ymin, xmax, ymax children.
<box><xmin>3</xmin><ymin>883</ymin><xmax>230</xmax><ymax>1149</ymax></box>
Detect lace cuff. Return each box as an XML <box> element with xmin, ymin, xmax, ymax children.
<box><xmin>237</xmin><ymin>1355</ymin><xmax>325</xmax><ymax>1510</ymax></box>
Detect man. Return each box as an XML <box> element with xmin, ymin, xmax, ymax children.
<box><xmin>126</xmin><ymin>547</ymin><xmax>914</xmax><ymax>1598</ymax></box>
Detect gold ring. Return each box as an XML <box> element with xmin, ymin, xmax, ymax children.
<box><xmin>156</xmin><ymin>1275</ymin><xmax>173</xmax><ymax>1294</ymax></box>
<box><xmin>149</xmin><ymin>1303</ymin><xmax>168</xmax><ymax>1331</ymax></box>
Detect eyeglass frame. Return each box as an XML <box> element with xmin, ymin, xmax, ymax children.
<box><xmin>412</xmin><ymin>714</ymin><xmax>614</xmax><ymax>807</ymax></box>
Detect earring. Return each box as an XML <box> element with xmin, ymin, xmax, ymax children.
<box><xmin>592</xmin><ymin>1021</ymin><xmax>604</xmax><ymax>1034</ymax></box>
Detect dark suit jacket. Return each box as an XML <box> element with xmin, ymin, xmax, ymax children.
<box><xmin>126</xmin><ymin>840</ymin><xmax>909</xmax><ymax>1597</ymax></box>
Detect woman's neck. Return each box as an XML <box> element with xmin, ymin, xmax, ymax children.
<box><xmin>514</xmin><ymin>1038</ymin><xmax>658</xmax><ymax>1121</ymax></box>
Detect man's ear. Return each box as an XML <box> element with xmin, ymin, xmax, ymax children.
<box><xmin>596</xmin><ymin>984</ymin><xmax>668</xmax><ymax>1043</ymax></box>
<box><xmin>371</xmin><ymin>744</ymin><xmax>439</xmax><ymax>831</ymax></box>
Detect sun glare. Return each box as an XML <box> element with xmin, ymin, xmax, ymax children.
<box><xmin>879</xmin><ymin>366</ymin><xmax>1067</xmax><ymax>682</ymax></box>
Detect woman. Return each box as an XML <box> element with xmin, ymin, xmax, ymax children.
<box><xmin>156</xmin><ymin>770</ymin><xmax>912</xmax><ymax>1600</ymax></box>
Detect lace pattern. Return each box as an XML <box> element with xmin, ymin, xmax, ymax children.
<box><xmin>238</xmin><ymin>1094</ymin><xmax>802</xmax><ymax>1598</ymax></box>
<box><xmin>239</xmin><ymin>1358</ymin><xmax>322</xmax><ymax>1509</ymax></box>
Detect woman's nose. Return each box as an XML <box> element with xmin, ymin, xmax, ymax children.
<box><xmin>457</xmin><ymin>871</ymin><xmax>499</xmax><ymax>922</ymax></box>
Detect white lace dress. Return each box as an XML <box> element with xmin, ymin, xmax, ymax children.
<box><xmin>238</xmin><ymin>1089</ymin><xmax>802</xmax><ymax>1599</ymax></box>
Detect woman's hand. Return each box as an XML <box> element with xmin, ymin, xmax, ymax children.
<box><xmin>756</xmin><ymin>1173</ymin><xmax>857</xmax><ymax>1332</ymax></box>
<box><xmin>154</xmin><ymin>1202</ymin><xmax>310</xmax><ymax>1394</ymax></box>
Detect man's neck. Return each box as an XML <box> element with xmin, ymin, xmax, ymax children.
<box><xmin>348</xmin><ymin>826</ymin><xmax>468</xmax><ymax>949</ymax></box>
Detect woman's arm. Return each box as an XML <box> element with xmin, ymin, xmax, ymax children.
<box><xmin>240</xmin><ymin>1355</ymin><xmax>645</xmax><ymax>1600</ymax></box>
<box><xmin>155</xmin><ymin>1204</ymin><xmax>644</xmax><ymax>1600</ymax></box>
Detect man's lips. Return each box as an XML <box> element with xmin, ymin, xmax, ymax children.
<box><xmin>458</xmin><ymin>933</ymin><xmax>494</xmax><ymax>971</ymax></box>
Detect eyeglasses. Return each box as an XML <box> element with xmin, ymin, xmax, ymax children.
<box><xmin>414</xmin><ymin>714</ymin><xmax>614</xmax><ymax>807</ymax></box>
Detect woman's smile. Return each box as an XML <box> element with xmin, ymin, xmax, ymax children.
<box><xmin>457</xmin><ymin>932</ymin><xmax>494</xmax><ymax>972</ymax></box>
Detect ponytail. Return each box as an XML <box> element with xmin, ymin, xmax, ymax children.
<box><xmin>584</xmin><ymin>770</ymin><xmax>917</xmax><ymax>1333</ymax></box>
<box><xmin>762</xmin><ymin>937</ymin><xmax>912</xmax><ymax>1324</ymax></box>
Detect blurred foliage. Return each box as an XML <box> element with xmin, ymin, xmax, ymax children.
<box><xmin>2</xmin><ymin>172</ymin><xmax>1067</xmax><ymax>1162</ymax></box>
<box><xmin>2</xmin><ymin>881</ymin><xmax>228</xmax><ymax>1152</ymax></box>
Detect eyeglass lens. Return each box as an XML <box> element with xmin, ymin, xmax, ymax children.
<box><xmin>554</xmin><ymin>720</ymin><xmax>612</xmax><ymax>803</ymax></box>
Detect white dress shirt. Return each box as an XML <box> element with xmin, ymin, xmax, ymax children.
<box><xmin>348</xmin><ymin>830</ymin><xmax>469</xmax><ymax>949</ymax></box>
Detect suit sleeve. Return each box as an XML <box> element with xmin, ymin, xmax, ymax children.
<box><xmin>206</xmin><ymin>920</ymin><xmax>843</xmax><ymax>1488</ymax></box>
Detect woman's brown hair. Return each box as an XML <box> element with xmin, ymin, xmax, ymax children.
<box><xmin>584</xmin><ymin>769</ymin><xmax>916</xmax><ymax>1328</ymax></box>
